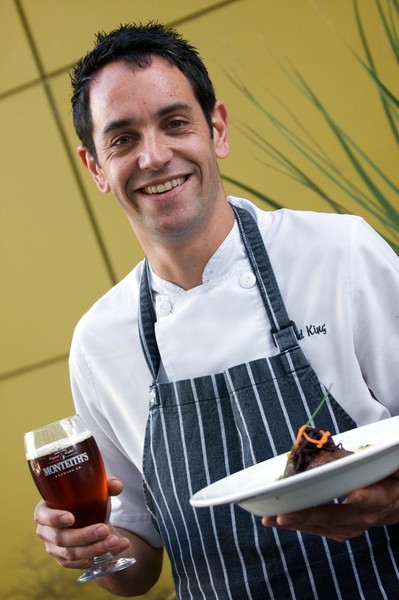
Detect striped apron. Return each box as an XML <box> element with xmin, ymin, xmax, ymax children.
<box><xmin>139</xmin><ymin>205</ymin><xmax>399</xmax><ymax>599</ymax></box>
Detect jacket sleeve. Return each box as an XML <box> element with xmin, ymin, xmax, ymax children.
<box><xmin>351</xmin><ymin>218</ymin><xmax>399</xmax><ymax>416</ymax></box>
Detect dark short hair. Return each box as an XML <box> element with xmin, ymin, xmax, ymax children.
<box><xmin>71</xmin><ymin>22</ymin><xmax>217</xmax><ymax>159</ymax></box>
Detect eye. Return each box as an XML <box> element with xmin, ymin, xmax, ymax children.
<box><xmin>112</xmin><ymin>134</ymin><xmax>135</xmax><ymax>146</ymax></box>
<box><xmin>166</xmin><ymin>118</ymin><xmax>188</xmax><ymax>130</ymax></box>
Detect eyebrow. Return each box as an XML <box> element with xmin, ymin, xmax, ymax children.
<box><xmin>101</xmin><ymin>102</ymin><xmax>192</xmax><ymax>137</ymax></box>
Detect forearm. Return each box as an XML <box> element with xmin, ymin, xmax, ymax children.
<box><xmin>96</xmin><ymin>526</ymin><xmax>164</xmax><ymax>597</ymax></box>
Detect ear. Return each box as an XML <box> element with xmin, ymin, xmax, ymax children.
<box><xmin>77</xmin><ymin>146</ymin><xmax>111</xmax><ymax>193</ymax></box>
<box><xmin>212</xmin><ymin>100</ymin><xmax>229</xmax><ymax>159</ymax></box>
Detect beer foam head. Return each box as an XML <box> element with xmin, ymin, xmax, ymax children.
<box><xmin>24</xmin><ymin>415</ymin><xmax>92</xmax><ymax>460</ymax></box>
<box><xmin>25</xmin><ymin>430</ymin><xmax>92</xmax><ymax>459</ymax></box>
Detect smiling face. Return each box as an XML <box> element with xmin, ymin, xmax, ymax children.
<box><xmin>79</xmin><ymin>57</ymin><xmax>230</xmax><ymax>253</ymax></box>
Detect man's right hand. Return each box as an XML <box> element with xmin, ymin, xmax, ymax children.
<box><xmin>34</xmin><ymin>476</ymin><xmax>130</xmax><ymax>570</ymax></box>
<box><xmin>33</xmin><ymin>477</ymin><xmax>164</xmax><ymax>596</ymax></box>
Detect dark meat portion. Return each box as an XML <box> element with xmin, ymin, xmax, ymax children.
<box><xmin>283</xmin><ymin>426</ymin><xmax>353</xmax><ymax>478</ymax></box>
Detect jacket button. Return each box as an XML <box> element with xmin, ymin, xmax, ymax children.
<box><xmin>239</xmin><ymin>272</ymin><xmax>256</xmax><ymax>289</ymax></box>
<box><xmin>157</xmin><ymin>299</ymin><xmax>172</xmax><ymax>316</ymax></box>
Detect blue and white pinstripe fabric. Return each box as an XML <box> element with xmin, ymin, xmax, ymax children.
<box><xmin>139</xmin><ymin>206</ymin><xmax>399</xmax><ymax>599</ymax></box>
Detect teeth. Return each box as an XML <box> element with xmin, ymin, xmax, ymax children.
<box><xmin>143</xmin><ymin>177</ymin><xmax>185</xmax><ymax>195</ymax></box>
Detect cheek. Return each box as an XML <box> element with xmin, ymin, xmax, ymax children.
<box><xmin>195</xmin><ymin>142</ymin><xmax>218</xmax><ymax>173</ymax></box>
<box><xmin>108</xmin><ymin>159</ymin><xmax>134</xmax><ymax>191</ymax></box>
<box><xmin>204</xmin><ymin>150</ymin><xmax>221</xmax><ymax>182</ymax></box>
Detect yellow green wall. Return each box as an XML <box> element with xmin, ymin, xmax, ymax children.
<box><xmin>1</xmin><ymin>1</ymin><xmax>396</xmax><ymax>598</ymax></box>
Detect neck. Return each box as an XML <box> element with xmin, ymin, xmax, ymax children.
<box><xmin>143</xmin><ymin>201</ymin><xmax>235</xmax><ymax>290</ymax></box>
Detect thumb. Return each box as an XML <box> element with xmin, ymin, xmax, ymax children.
<box><xmin>107</xmin><ymin>476</ymin><xmax>124</xmax><ymax>497</ymax></box>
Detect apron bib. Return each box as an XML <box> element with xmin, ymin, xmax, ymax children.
<box><xmin>139</xmin><ymin>206</ymin><xmax>399</xmax><ymax>600</ymax></box>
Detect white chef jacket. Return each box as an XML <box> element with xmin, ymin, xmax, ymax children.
<box><xmin>70</xmin><ymin>196</ymin><xmax>399</xmax><ymax>547</ymax></box>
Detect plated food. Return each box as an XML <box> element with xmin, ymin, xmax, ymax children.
<box><xmin>190</xmin><ymin>416</ymin><xmax>399</xmax><ymax>516</ymax></box>
<box><xmin>282</xmin><ymin>425</ymin><xmax>353</xmax><ymax>478</ymax></box>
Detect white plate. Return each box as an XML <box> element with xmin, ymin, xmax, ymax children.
<box><xmin>190</xmin><ymin>416</ymin><xmax>399</xmax><ymax>516</ymax></box>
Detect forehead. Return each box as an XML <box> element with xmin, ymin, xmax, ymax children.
<box><xmin>88</xmin><ymin>57</ymin><xmax>197</xmax><ymax>125</ymax></box>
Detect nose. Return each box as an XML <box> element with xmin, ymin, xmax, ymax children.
<box><xmin>137</xmin><ymin>132</ymin><xmax>172</xmax><ymax>171</ymax></box>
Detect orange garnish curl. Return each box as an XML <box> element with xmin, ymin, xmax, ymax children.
<box><xmin>292</xmin><ymin>425</ymin><xmax>331</xmax><ymax>453</ymax></box>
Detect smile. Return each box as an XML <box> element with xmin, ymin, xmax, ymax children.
<box><xmin>142</xmin><ymin>176</ymin><xmax>186</xmax><ymax>195</ymax></box>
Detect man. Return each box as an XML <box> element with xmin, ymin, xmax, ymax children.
<box><xmin>34</xmin><ymin>22</ymin><xmax>399</xmax><ymax>599</ymax></box>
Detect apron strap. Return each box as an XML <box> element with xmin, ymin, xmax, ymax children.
<box><xmin>138</xmin><ymin>259</ymin><xmax>161</xmax><ymax>380</ymax></box>
<box><xmin>232</xmin><ymin>205</ymin><xmax>300</xmax><ymax>351</ymax></box>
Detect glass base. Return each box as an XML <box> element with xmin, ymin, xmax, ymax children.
<box><xmin>77</xmin><ymin>553</ymin><xmax>136</xmax><ymax>583</ymax></box>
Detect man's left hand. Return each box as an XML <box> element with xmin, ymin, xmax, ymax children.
<box><xmin>262</xmin><ymin>469</ymin><xmax>399</xmax><ymax>542</ymax></box>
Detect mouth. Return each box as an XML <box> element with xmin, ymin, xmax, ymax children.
<box><xmin>141</xmin><ymin>176</ymin><xmax>187</xmax><ymax>195</ymax></box>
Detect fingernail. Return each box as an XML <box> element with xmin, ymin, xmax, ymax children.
<box><xmin>60</xmin><ymin>514</ymin><xmax>74</xmax><ymax>526</ymax></box>
<box><xmin>94</xmin><ymin>525</ymin><xmax>108</xmax><ymax>539</ymax></box>
<box><xmin>104</xmin><ymin>535</ymin><xmax>120</xmax><ymax>548</ymax></box>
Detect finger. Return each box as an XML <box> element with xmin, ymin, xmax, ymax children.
<box><xmin>345</xmin><ymin>479</ymin><xmax>399</xmax><ymax>526</ymax></box>
<box><xmin>34</xmin><ymin>500</ymin><xmax>75</xmax><ymax>528</ymax></box>
<box><xmin>107</xmin><ymin>476</ymin><xmax>124</xmax><ymax>496</ymax></box>
<box><xmin>45</xmin><ymin>534</ymin><xmax>131</xmax><ymax>567</ymax></box>
<box><xmin>345</xmin><ymin>480</ymin><xmax>394</xmax><ymax>507</ymax></box>
<box><xmin>105</xmin><ymin>477</ymin><xmax>125</xmax><ymax>522</ymax></box>
<box><xmin>42</xmin><ymin>539</ymin><xmax>92</xmax><ymax>570</ymax></box>
<box><xmin>37</xmin><ymin>521</ymin><xmax>111</xmax><ymax>548</ymax></box>
<box><xmin>262</xmin><ymin>504</ymin><xmax>369</xmax><ymax>542</ymax></box>
<box><xmin>37</xmin><ymin>523</ymin><xmax>131</xmax><ymax>567</ymax></box>
<box><xmin>261</xmin><ymin>516</ymin><xmax>278</xmax><ymax>527</ymax></box>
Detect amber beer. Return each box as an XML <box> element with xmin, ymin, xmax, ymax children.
<box><xmin>27</xmin><ymin>432</ymin><xmax>108</xmax><ymax>529</ymax></box>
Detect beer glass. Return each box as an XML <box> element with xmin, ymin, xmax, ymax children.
<box><xmin>24</xmin><ymin>415</ymin><xmax>136</xmax><ymax>583</ymax></box>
